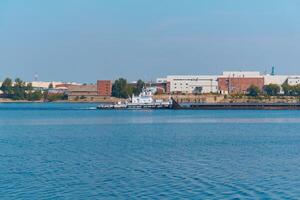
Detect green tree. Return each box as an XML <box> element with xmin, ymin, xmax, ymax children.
<box><xmin>282</xmin><ymin>83</ymin><xmax>291</xmax><ymax>95</ymax></box>
<box><xmin>282</xmin><ymin>83</ymin><xmax>300</xmax><ymax>96</ymax></box>
<box><xmin>126</xmin><ymin>84</ymin><xmax>134</xmax><ymax>97</ymax></box>
<box><xmin>49</xmin><ymin>94</ymin><xmax>67</xmax><ymax>101</ymax></box>
<box><xmin>112</xmin><ymin>78</ymin><xmax>131</xmax><ymax>98</ymax></box>
<box><xmin>0</xmin><ymin>78</ymin><xmax>13</xmax><ymax>98</ymax></box>
<box><xmin>43</xmin><ymin>90</ymin><xmax>49</xmax><ymax>101</ymax></box>
<box><xmin>12</xmin><ymin>78</ymin><xmax>26</xmax><ymax>100</ymax></box>
<box><xmin>135</xmin><ymin>79</ymin><xmax>145</xmax><ymax>95</ymax></box>
<box><xmin>26</xmin><ymin>83</ymin><xmax>33</xmax><ymax>92</ymax></box>
<box><xmin>48</xmin><ymin>83</ymin><xmax>54</xmax><ymax>89</ymax></box>
<box><xmin>1</xmin><ymin>78</ymin><xmax>46</xmax><ymax>101</ymax></box>
<box><xmin>295</xmin><ymin>85</ymin><xmax>300</xmax><ymax>96</ymax></box>
<box><xmin>247</xmin><ymin>85</ymin><xmax>261</xmax><ymax>97</ymax></box>
<box><xmin>26</xmin><ymin>83</ymin><xmax>33</xmax><ymax>98</ymax></box>
<box><xmin>27</xmin><ymin>91</ymin><xmax>43</xmax><ymax>101</ymax></box>
<box><xmin>264</xmin><ymin>84</ymin><xmax>280</xmax><ymax>96</ymax></box>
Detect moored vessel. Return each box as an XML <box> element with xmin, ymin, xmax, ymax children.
<box><xmin>97</xmin><ymin>89</ymin><xmax>172</xmax><ymax>110</ymax></box>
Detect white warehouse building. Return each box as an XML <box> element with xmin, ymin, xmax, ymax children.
<box><xmin>263</xmin><ymin>75</ymin><xmax>288</xmax><ymax>85</ymax></box>
<box><xmin>262</xmin><ymin>75</ymin><xmax>300</xmax><ymax>94</ymax></box>
<box><xmin>286</xmin><ymin>77</ymin><xmax>300</xmax><ymax>86</ymax></box>
<box><xmin>166</xmin><ymin>75</ymin><xmax>218</xmax><ymax>94</ymax></box>
<box><xmin>222</xmin><ymin>71</ymin><xmax>262</xmax><ymax>78</ymax></box>
<box><xmin>264</xmin><ymin>75</ymin><xmax>300</xmax><ymax>86</ymax></box>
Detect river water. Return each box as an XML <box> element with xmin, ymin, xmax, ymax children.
<box><xmin>1</xmin><ymin>103</ymin><xmax>300</xmax><ymax>199</ymax></box>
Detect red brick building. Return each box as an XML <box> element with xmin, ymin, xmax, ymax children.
<box><xmin>218</xmin><ymin>77</ymin><xmax>264</xmax><ymax>94</ymax></box>
<box><xmin>97</xmin><ymin>80</ymin><xmax>112</xmax><ymax>96</ymax></box>
<box><xmin>166</xmin><ymin>82</ymin><xmax>171</xmax><ymax>94</ymax></box>
<box><xmin>68</xmin><ymin>85</ymin><xmax>98</xmax><ymax>100</ymax></box>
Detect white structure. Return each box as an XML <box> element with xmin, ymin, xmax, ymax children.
<box><xmin>28</xmin><ymin>81</ymin><xmax>81</xmax><ymax>90</ymax></box>
<box><xmin>166</xmin><ymin>75</ymin><xmax>218</xmax><ymax>94</ymax></box>
<box><xmin>98</xmin><ymin>89</ymin><xmax>172</xmax><ymax>109</ymax></box>
<box><xmin>131</xmin><ymin>89</ymin><xmax>154</xmax><ymax>104</ymax></box>
<box><xmin>263</xmin><ymin>75</ymin><xmax>300</xmax><ymax>93</ymax></box>
<box><xmin>29</xmin><ymin>81</ymin><xmax>62</xmax><ymax>90</ymax></box>
<box><xmin>263</xmin><ymin>75</ymin><xmax>288</xmax><ymax>85</ymax></box>
<box><xmin>221</xmin><ymin>71</ymin><xmax>262</xmax><ymax>78</ymax></box>
<box><xmin>145</xmin><ymin>86</ymin><xmax>159</xmax><ymax>94</ymax></box>
<box><xmin>287</xmin><ymin>77</ymin><xmax>300</xmax><ymax>86</ymax></box>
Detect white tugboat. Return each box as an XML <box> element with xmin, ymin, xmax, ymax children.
<box><xmin>97</xmin><ymin>89</ymin><xmax>172</xmax><ymax>110</ymax></box>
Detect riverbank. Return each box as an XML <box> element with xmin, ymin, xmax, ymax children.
<box><xmin>154</xmin><ymin>94</ymin><xmax>300</xmax><ymax>104</ymax></box>
<box><xmin>1</xmin><ymin>94</ymin><xmax>300</xmax><ymax>104</ymax></box>
<box><xmin>0</xmin><ymin>98</ymin><xmax>44</xmax><ymax>103</ymax></box>
<box><xmin>0</xmin><ymin>97</ymin><xmax>123</xmax><ymax>103</ymax></box>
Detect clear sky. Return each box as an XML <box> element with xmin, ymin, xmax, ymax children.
<box><xmin>1</xmin><ymin>0</ymin><xmax>300</xmax><ymax>82</ymax></box>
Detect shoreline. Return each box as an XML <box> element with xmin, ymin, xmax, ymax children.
<box><xmin>0</xmin><ymin>100</ymin><xmax>100</xmax><ymax>103</ymax></box>
<box><xmin>1</xmin><ymin>95</ymin><xmax>300</xmax><ymax>110</ymax></box>
<box><xmin>176</xmin><ymin>102</ymin><xmax>300</xmax><ymax>110</ymax></box>
<box><xmin>1</xmin><ymin>101</ymin><xmax>300</xmax><ymax>110</ymax></box>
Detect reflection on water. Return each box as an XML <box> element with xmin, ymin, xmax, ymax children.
<box><xmin>1</xmin><ymin>103</ymin><xmax>300</xmax><ymax>199</ymax></box>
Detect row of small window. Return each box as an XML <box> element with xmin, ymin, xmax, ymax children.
<box><xmin>174</xmin><ymin>86</ymin><xmax>218</xmax><ymax>89</ymax></box>
<box><xmin>174</xmin><ymin>83</ymin><xmax>189</xmax><ymax>86</ymax></box>
<box><xmin>174</xmin><ymin>87</ymin><xmax>189</xmax><ymax>89</ymax></box>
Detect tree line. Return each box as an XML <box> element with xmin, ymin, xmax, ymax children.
<box><xmin>247</xmin><ymin>83</ymin><xmax>300</xmax><ymax>97</ymax></box>
<box><xmin>0</xmin><ymin>78</ymin><xmax>67</xmax><ymax>101</ymax></box>
<box><xmin>0</xmin><ymin>78</ymin><xmax>43</xmax><ymax>100</ymax></box>
<box><xmin>1</xmin><ymin>77</ymin><xmax>144</xmax><ymax>101</ymax></box>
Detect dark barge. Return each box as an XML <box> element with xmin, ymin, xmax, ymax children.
<box><xmin>174</xmin><ymin>101</ymin><xmax>300</xmax><ymax>110</ymax></box>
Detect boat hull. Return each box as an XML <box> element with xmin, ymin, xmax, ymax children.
<box><xmin>97</xmin><ymin>102</ymin><xmax>172</xmax><ymax>110</ymax></box>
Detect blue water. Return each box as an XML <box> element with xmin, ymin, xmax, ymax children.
<box><xmin>1</xmin><ymin>103</ymin><xmax>300</xmax><ymax>199</ymax></box>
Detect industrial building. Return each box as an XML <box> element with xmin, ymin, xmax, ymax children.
<box><xmin>28</xmin><ymin>81</ymin><xmax>80</xmax><ymax>91</ymax></box>
<box><xmin>68</xmin><ymin>80</ymin><xmax>112</xmax><ymax>101</ymax></box>
<box><xmin>263</xmin><ymin>75</ymin><xmax>289</xmax><ymax>86</ymax></box>
<box><xmin>218</xmin><ymin>71</ymin><xmax>264</xmax><ymax>94</ymax></box>
<box><xmin>154</xmin><ymin>71</ymin><xmax>300</xmax><ymax>95</ymax></box>
<box><xmin>286</xmin><ymin>77</ymin><xmax>300</xmax><ymax>86</ymax></box>
<box><xmin>164</xmin><ymin>75</ymin><xmax>218</xmax><ymax>94</ymax></box>
<box><xmin>263</xmin><ymin>75</ymin><xmax>300</xmax><ymax>86</ymax></box>
<box><xmin>97</xmin><ymin>80</ymin><xmax>112</xmax><ymax>96</ymax></box>
<box><xmin>222</xmin><ymin>71</ymin><xmax>262</xmax><ymax>78</ymax></box>
<box><xmin>68</xmin><ymin>84</ymin><xmax>98</xmax><ymax>100</ymax></box>
<box><xmin>162</xmin><ymin>72</ymin><xmax>264</xmax><ymax>95</ymax></box>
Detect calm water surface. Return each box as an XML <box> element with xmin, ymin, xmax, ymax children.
<box><xmin>1</xmin><ymin>103</ymin><xmax>300</xmax><ymax>199</ymax></box>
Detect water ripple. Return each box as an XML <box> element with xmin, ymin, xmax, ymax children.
<box><xmin>1</xmin><ymin>117</ymin><xmax>300</xmax><ymax>126</ymax></box>
<box><xmin>1</xmin><ymin>105</ymin><xmax>300</xmax><ymax>199</ymax></box>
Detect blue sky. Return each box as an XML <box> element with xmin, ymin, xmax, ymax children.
<box><xmin>1</xmin><ymin>0</ymin><xmax>300</xmax><ymax>82</ymax></box>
